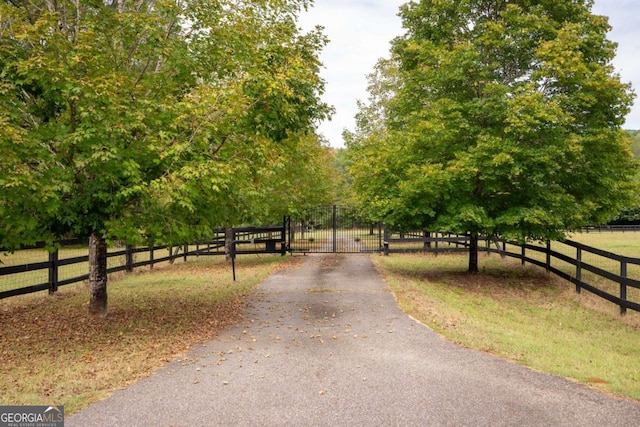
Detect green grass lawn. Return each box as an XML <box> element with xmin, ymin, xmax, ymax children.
<box><xmin>373</xmin><ymin>251</ymin><xmax>640</xmax><ymax>401</ymax></box>
<box><xmin>568</xmin><ymin>230</ymin><xmax>640</xmax><ymax>257</ymax></box>
<box><xmin>511</xmin><ymin>232</ymin><xmax>640</xmax><ymax>316</ymax></box>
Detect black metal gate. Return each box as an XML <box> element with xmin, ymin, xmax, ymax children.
<box><xmin>287</xmin><ymin>206</ymin><xmax>383</xmax><ymax>253</ymax></box>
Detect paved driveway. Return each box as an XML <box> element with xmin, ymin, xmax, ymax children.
<box><xmin>68</xmin><ymin>254</ymin><xmax>640</xmax><ymax>426</ymax></box>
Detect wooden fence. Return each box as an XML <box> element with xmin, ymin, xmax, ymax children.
<box><xmin>491</xmin><ymin>239</ymin><xmax>640</xmax><ymax>315</ymax></box>
<box><xmin>383</xmin><ymin>232</ymin><xmax>640</xmax><ymax>315</ymax></box>
<box><xmin>582</xmin><ymin>225</ymin><xmax>640</xmax><ymax>233</ymax></box>
<box><xmin>4</xmin><ymin>226</ymin><xmax>638</xmax><ymax>315</ymax></box>
<box><xmin>0</xmin><ymin>226</ymin><xmax>285</xmax><ymax>300</ymax></box>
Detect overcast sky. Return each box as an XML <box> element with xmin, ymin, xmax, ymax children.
<box><xmin>299</xmin><ymin>0</ymin><xmax>640</xmax><ymax>147</ymax></box>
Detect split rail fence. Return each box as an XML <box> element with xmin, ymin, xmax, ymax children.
<box><xmin>383</xmin><ymin>231</ymin><xmax>640</xmax><ymax>315</ymax></box>
<box><xmin>2</xmin><ymin>226</ymin><xmax>638</xmax><ymax>316</ymax></box>
<box><xmin>0</xmin><ymin>226</ymin><xmax>285</xmax><ymax>300</ymax></box>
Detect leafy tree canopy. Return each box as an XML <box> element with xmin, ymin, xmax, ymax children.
<box><xmin>0</xmin><ymin>0</ymin><xmax>332</xmax><ymax>250</ymax></box>
<box><xmin>347</xmin><ymin>0</ymin><xmax>638</xmax><ymax>271</ymax></box>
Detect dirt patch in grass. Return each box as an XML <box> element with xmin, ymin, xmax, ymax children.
<box><xmin>0</xmin><ymin>255</ymin><xmax>301</xmax><ymax>414</ymax></box>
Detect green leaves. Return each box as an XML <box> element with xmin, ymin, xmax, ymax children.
<box><xmin>0</xmin><ymin>0</ymin><xmax>331</xmax><ymax>248</ymax></box>
<box><xmin>347</xmin><ymin>0</ymin><xmax>638</xmax><ymax>247</ymax></box>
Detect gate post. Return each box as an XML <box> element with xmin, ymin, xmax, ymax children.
<box><xmin>282</xmin><ymin>216</ymin><xmax>288</xmax><ymax>255</ymax></box>
<box><xmin>332</xmin><ymin>205</ymin><xmax>337</xmax><ymax>253</ymax></box>
<box><xmin>383</xmin><ymin>226</ymin><xmax>390</xmax><ymax>256</ymax></box>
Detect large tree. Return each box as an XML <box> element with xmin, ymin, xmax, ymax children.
<box><xmin>347</xmin><ymin>0</ymin><xmax>638</xmax><ymax>272</ymax></box>
<box><xmin>0</xmin><ymin>0</ymin><xmax>331</xmax><ymax>316</ymax></box>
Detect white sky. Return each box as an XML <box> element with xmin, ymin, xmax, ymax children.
<box><xmin>299</xmin><ymin>0</ymin><xmax>640</xmax><ymax>147</ymax></box>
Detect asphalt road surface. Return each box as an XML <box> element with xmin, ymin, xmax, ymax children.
<box><xmin>68</xmin><ymin>254</ymin><xmax>640</xmax><ymax>426</ymax></box>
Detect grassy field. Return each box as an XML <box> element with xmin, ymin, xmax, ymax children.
<box><xmin>0</xmin><ymin>254</ymin><xmax>300</xmax><ymax>414</ymax></box>
<box><xmin>506</xmin><ymin>231</ymin><xmax>640</xmax><ymax>316</ymax></box>
<box><xmin>568</xmin><ymin>230</ymin><xmax>640</xmax><ymax>257</ymax></box>
<box><xmin>373</xmin><ymin>248</ymin><xmax>640</xmax><ymax>401</ymax></box>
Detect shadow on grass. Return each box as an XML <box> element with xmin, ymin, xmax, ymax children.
<box><xmin>379</xmin><ymin>253</ymin><xmax>563</xmax><ymax>301</ymax></box>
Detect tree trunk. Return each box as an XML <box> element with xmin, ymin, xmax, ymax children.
<box><xmin>468</xmin><ymin>231</ymin><xmax>479</xmax><ymax>274</ymax></box>
<box><xmin>225</xmin><ymin>226</ymin><xmax>234</xmax><ymax>262</ymax></box>
<box><xmin>88</xmin><ymin>233</ymin><xmax>108</xmax><ymax>318</ymax></box>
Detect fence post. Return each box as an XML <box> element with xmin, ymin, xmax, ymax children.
<box><xmin>545</xmin><ymin>240</ymin><xmax>551</xmax><ymax>273</ymax></box>
<box><xmin>521</xmin><ymin>244</ymin><xmax>525</xmax><ymax>266</ymax></box>
<box><xmin>126</xmin><ymin>245</ymin><xmax>133</xmax><ymax>273</ymax></box>
<box><xmin>620</xmin><ymin>260</ymin><xmax>628</xmax><ymax>316</ymax></box>
<box><xmin>48</xmin><ymin>249</ymin><xmax>59</xmax><ymax>295</ymax></box>
<box><xmin>575</xmin><ymin>247</ymin><xmax>582</xmax><ymax>294</ymax></box>
<box><xmin>422</xmin><ymin>230</ymin><xmax>431</xmax><ymax>250</ymax></box>
<box><xmin>150</xmin><ymin>244</ymin><xmax>155</xmax><ymax>270</ymax></box>
<box><xmin>184</xmin><ymin>244</ymin><xmax>188</xmax><ymax>263</ymax></box>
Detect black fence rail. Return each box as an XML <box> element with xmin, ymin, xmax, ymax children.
<box><xmin>231</xmin><ymin>226</ymin><xmax>287</xmax><ymax>255</ymax></box>
<box><xmin>383</xmin><ymin>232</ymin><xmax>640</xmax><ymax>315</ymax></box>
<box><xmin>0</xmin><ymin>226</ymin><xmax>285</xmax><ymax>300</ymax></box>
<box><xmin>489</xmin><ymin>239</ymin><xmax>640</xmax><ymax>315</ymax></box>
<box><xmin>582</xmin><ymin>225</ymin><xmax>640</xmax><ymax>233</ymax></box>
<box><xmin>382</xmin><ymin>230</ymin><xmax>473</xmax><ymax>254</ymax></box>
<box><xmin>4</xmin><ymin>225</ymin><xmax>638</xmax><ymax>315</ymax></box>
